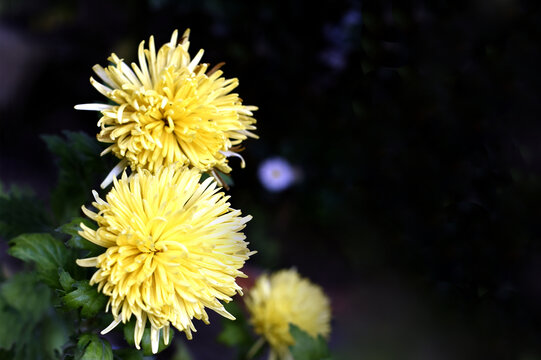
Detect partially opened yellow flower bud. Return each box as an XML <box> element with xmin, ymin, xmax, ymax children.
<box><xmin>245</xmin><ymin>269</ymin><xmax>331</xmax><ymax>359</ymax></box>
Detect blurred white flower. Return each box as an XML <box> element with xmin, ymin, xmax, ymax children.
<box><xmin>258</xmin><ymin>157</ymin><xmax>296</xmax><ymax>192</ymax></box>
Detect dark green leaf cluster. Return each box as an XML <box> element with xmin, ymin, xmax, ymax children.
<box><xmin>0</xmin><ymin>133</ymin><xmax>181</xmax><ymax>359</ymax></box>
<box><xmin>1</xmin><ymin>216</ymin><xmax>134</xmax><ymax>359</ymax></box>
<box><xmin>3</xmin><ymin>231</ymin><xmax>113</xmax><ymax>359</ymax></box>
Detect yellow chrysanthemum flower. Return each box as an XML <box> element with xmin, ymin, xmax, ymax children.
<box><xmin>245</xmin><ymin>269</ymin><xmax>331</xmax><ymax>360</ymax></box>
<box><xmin>75</xmin><ymin>29</ymin><xmax>257</xmax><ymax>188</ymax></box>
<box><xmin>76</xmin><ymin>164</ymin><xmax>254</xmax><ymax>353</ymax></box>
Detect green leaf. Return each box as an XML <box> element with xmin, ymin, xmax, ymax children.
<box><xmin>0</xmin><ymin>183</ymin><xmax>51</xmax><ymax>240</ymax></box>
<box><xmin>58</xmin><ymin>269</ymin><xmax>76</xmax><ymax>291</ymax></box>
<box><xmin>57</xmin><ymin>217</ymin><xmax>102</xmax><ymax>255</ymax></box>
<box><xmin>76</xmin><ymin>334</ymin><xmax>113</xmax><ymax>360</ymax></box>
<box><xmin>123</xmin><ymin>319</ymin><xmax>174</xmax><ymax>355</ymax></box>
<box><xmin>8</xmin><ymin>233</ymin><xmax>69</xmax><ymax>288</ymax></box>
<box><xmin>289</xmin><ymin>324</ymin><xmax>332</xmax><ymax>360</ymax></box>
<box><xmin>42</xmin><ymin>131</ymin><xmax>113</xmax><ymax>224</ymax></box>
<box><xmin>63</xmin><ymin>281</ymin><xmax>107</xmax><ymax>318</ymax></box>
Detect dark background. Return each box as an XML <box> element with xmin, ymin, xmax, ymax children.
<box><xmin>2</xmin><ymin>0</ymin><xmax>541</xmax><ymax>359</ymax></box>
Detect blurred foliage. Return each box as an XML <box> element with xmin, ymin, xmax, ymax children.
<box><xmin>0</xmin><ymin>135</ymin><xmax>178</xmax><ymax>359</ymax></box>
<box><xmin>42</xmin><ymin>131</ymin><xmax>114</xmax><ymax>224</ymax></box>
<box><xmin>0</xmin><ymin>183</ymin><xmax>52</xmax><ymax>240</ymax></box>
<box><xmin>216</xmin><ymin>302</ymin><xmax>256</xmax><ymax>359</ymax></box>
<box><xmin>0</xmin><ymin>272</ymin><xmax>69</xmax><ymax>359</ymax></box>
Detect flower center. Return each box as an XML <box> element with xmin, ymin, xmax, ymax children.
<box><xmin>271</xmin><ymin>169</ymin><xmax>282</xmax><ymax>179</ymax></box>
<box><xmin>134</xmin><ymin>232</ymin><xmax>164</xmax><ymax>254</ymax></box>
<box><xmin>161</xmin><ymin>116</ymin><xmax>175</xmax><ymax>131</ymax></box>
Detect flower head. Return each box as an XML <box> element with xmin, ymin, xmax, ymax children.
<box><xmin>76</xmin><ymin>164</ymin><xmax>254</xmax><ymax>353</ymax></box>
<box><xmin>258</xmin><ymin>157</ymin><xmax>296</xmax><ymax>192</ymax></box>
<box><xmin>245</xmin><ymin>269</ymin><xmax>331</xmax><ymax>359</ymax></box>
<box><xmin>76</xmin><ymin>29</ymin><xmax>257</xmax><ymax>186</ymax></box>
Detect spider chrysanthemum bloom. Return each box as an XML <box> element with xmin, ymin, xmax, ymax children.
<box><xmin>76</xmin><ymin>164</ymin><xmax>254</xmax><ymax>353</ymax></box>
<box><xmin>76</xmin><ymin>29</ymin><xmax>257</xmax><ymax>188</ymax></box>
<box><xmin>245</xmin><ymin>269</ymin><xmax>331</xmax><ymax>360</ymax></box>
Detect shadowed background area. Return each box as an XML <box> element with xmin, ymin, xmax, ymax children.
<box><xmin>1</xmin><ymin>0</ymin><xmax>541</xmax><ymax>359</ymax></box>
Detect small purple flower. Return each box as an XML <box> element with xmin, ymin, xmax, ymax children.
<box><xmin>258</xmin><ymin>157</ymin><xmax>296</xmax><ymax>192</ymax></box>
